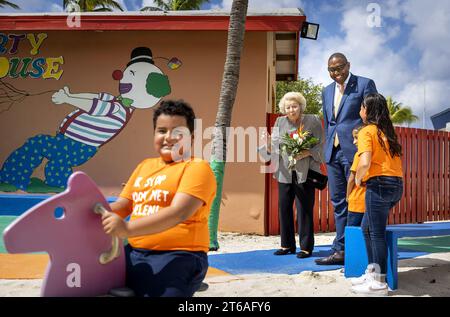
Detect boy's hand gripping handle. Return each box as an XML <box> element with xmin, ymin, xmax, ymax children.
<box><xmin>93</xmin><ymin>204</ymin><xmax>121</xmax><ymax>265</ymax></box>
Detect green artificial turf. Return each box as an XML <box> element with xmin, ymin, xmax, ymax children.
<box><xmin>398</xmin><ymin>235</ymin><xmax>450</xmax><ymax>253</ymax></box>
<box><xmin>0</xmin><ymin>216</ymin><xmax>17</xmax><ymax>253</ymax></box>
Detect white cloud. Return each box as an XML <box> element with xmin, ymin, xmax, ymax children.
<box><xmin>0</xmin><ymin>0</ymin><xmax>129</xmax><ymax>12</ymax></box>
<box><xmin>396</xmin><ymin>0</ymin><xmax>450</xmax><ymax>127</ymax></box>
<box><xmin>141</xmin><ymin>0</ymin><xmax>162</xmax><ymax>9</ymax></box>
<box><xmin>125</xmin><ymin>0</ymin><xmax>143</xmax><ymax>11</ymax></box>
<box><xmin>384</xmin><ymin>0</ymin><xmax>404</xmax><ymax>19</ymax></box>
<box><xmin>116</xmin><ymin>0</ymin><xmax>128</xmax><ymax>11</ymax></box>
<box><xmin>2</xmin><ymin>0</ymin><xmax>448</xmax><ymax>128</ymax></box>
<box><xmin>397</xmin><ymin>80</ymin><xmax>446</xmax><ymax>128</ymax></box>
<box><xmin>299</xmin><ymin>1</ymin><xmax>450</xmax><ymax>129</ymax></box>
<box><xmin>0</xmin><ymin>0</ymin><xmax>56</xmax><ymax>12</ymax></box>
<box><xmin>401</xmin><ymin>0</ymin><xmax>450</xmax><ymax>80</ymax></box>
<box><xmin>50</xmin><ymin>4</ymin><xmax>63</xmax><ymax>12</ymax></box>
<box><xmin>300</xmin><ymin>6</ymin><xmax>411</xmax><ymax>93</ymax></box>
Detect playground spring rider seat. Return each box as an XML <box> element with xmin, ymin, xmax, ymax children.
<box><xmin>3</xmin><ymin>172</ymin><xmax>126</xmax><ymax>297</ymax></box>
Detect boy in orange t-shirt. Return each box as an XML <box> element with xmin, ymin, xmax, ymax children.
<box><xmin>346</xmin><ymin>127</ymin><xmax>366</xmax><ymax>227</ymax></box>
<box><xmin>101</xmin><ymin>100</ymin><xmax>216</xmax><ymax>297</ymax></box>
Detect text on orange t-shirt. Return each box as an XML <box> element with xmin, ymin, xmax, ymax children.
<box><xmin>118</xmin><ymin>157</ymin><xmax>217</xmax><ymax>252</ymax></box>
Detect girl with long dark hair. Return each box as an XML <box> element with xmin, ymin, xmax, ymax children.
<box><xmin>349</xmin><ymin>93</ymin><xmax>404</xmax><ymax>296</ymax></box>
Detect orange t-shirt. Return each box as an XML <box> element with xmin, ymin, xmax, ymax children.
<box><xmin>358</xmin><ymin>125</ymin><xmax>403</xmax><ymax>182</ymax></box>
<box><xmin>118</xmin><ymin>157</ymin><xmax>217</xmax><ymax>252</ymax></box>
<box><xmin>348</xmin><ymin>154</ymin><xmax>366</xmax><ymax>213</ymax></box>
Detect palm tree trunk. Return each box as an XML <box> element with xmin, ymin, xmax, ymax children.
<box><xmin>208</xmin><ymin>0</ymin><xmax>248</xmax><ymax>250</ymax></box>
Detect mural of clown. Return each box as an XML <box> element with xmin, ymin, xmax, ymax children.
<box><xmin>0</xmin><ymin>47</ymin><xmax>171</xmax><ymax>193</ymax></box>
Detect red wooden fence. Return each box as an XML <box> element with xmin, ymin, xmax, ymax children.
<box><xmin>264</xmin><ymin>114</ymin><xmax>450</xmax><ymax>235</ymax></box>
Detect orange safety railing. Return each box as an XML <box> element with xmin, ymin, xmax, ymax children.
<box><xmin>264</xmin><ymin>113</ymin><xmax>450</xmax><ymax>235</ymax></box>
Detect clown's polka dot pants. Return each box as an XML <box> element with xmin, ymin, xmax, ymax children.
<box><xmin>0</xmin><ymin>134</ymin><xmax>97</xmax><ymax>190</ymax></box>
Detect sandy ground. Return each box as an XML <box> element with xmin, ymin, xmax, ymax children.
<box><xmin>1</xmin><ymin>232</ymin><xmax>449</xmax><ymax>297</ymax></box>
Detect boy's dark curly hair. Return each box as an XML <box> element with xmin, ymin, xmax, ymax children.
<box><xmin>362</xmin><ymin>93</ymin><xmax>402</xmax><ymax>158</ymax></box>
<box><xmin>153</xmin><ymin>100</ymin><xmax>196</xmax><ymax>133</ymax></box>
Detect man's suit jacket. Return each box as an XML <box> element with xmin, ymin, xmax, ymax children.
<box><xmin>322</xmin><ymin>74</ymin><xmax>377</xmax><ymax>164</ymax></box>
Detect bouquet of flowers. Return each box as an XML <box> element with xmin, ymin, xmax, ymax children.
<box><xmin>280</xmin><ymin>125</ymin><xmax>319</xmax><ymax>171</ymax></box>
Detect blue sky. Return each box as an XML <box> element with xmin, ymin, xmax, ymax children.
<box><xmin>1</xmin><ymin>0</ymin><xmax>449</xmax><ymax>128</ymax></box>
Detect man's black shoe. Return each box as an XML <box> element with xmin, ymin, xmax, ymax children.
<box><xmin>315</xmin><ymin>251</ymin><xmax>344</xmax><ymax>265</ymax></box>
<box><xmin>273</xmin><ymin>247</ymin><xmax>296</xmax><ymax>255</ymax></box>
<box><xmin>197</xmin><ymin>282</ymin><xmax>209</xmax><ymax>292</ymax></box>
<box><xmin>296</xmin><ymin>250</ymin><xmax>311</xmax><ymax>259</ymax></box>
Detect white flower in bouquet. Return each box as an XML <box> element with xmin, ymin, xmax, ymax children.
<box><xmin>287</xmin><ymin>155</ymin><xmax>297</xmax><ymax>170</ymax></box>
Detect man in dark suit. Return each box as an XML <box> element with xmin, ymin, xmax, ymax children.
<box><xmin>315</xmin><ymin>53</ymin><xmax>377</xmax><ymax>265</ymax></box>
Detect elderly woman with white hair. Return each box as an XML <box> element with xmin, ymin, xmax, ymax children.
<box><xmin>269</xmin><ymin>92</ymin><xmax>324</xmax><ymax>258</ymax></box>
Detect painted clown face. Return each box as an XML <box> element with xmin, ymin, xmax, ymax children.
<box><xmin>117</xmin><ymin>62</ymin><xmax>171</xmax><ymax>109</ymax></box>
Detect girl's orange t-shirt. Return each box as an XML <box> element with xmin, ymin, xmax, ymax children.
<box><xmin>348</xmin><ymin>154</ymin><xmax>366</xmax><ymax>213</ymax></box>
<box><xmin>357</xmin><ymin>124</ymin><xmax>403</xmax><ymax>182</ymax></box>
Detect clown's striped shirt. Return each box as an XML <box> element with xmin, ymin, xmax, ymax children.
<box><xmin>59</xmin><ymin>93</ymin><xmax>133</xmax><ymax>147</ymax></box>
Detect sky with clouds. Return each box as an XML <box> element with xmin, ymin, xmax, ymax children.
<box><xmin>1</xmin><ymin>0</ymin><xmax>449</xmax><ymax>128</ymax></box>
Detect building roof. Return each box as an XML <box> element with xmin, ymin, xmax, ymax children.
<box><xmin>0</xmin><ymin>9</ymin><xmax>306</xmax><ymax>81</ymax></box>
<box><xmin>0</xmin><ymin>9</ymin><xmax>306</xmax><ymax>32</ymax></box>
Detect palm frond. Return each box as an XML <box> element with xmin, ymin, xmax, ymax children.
<box><xmin>93</xmin><ymin>6</ymin><xmax>113</xmax><ymax>12</ymax></box>
<box><xmin>153</xmin><ymin>0</ymin><xmax>171</xmax><ymax>11</ymax></box>
<box><xmin>100</xmin><ymin>0</ymin><xmax>123</xmax><ymax>11</ymax></box>
<box><xmin>63</xmin><ymin>0</ymin><xmax>123</xmax><ymax>12</ymax></box>
<box><xmin>0</xmin><ymin>0</ymin><xmax>20</xmax><ymax>9</ymax></box>
<box><xmin>140</xmin><ymin>6</ymin><xmax>164</xmax><ymax>11</ymax></box>
<box><xmin>150</xmin><ymin>0</ymin><xmax>209</xmax><ymax>11</ymax></box>
<box><xmin>387</xmin><ymin>96</ymin><xmax>419</xmax><ymax>125</ymax></box>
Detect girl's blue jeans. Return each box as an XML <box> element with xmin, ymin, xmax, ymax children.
<box><xmin>361</xmin><ymin>176</ymin><xmax>403</xmax><ymax>275</ymax></box>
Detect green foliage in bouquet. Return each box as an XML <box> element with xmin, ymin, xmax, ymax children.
<box><xmin>280</xmin><ymin>128</ymin><xmax>319</xmax><ymax>170</ymax></box>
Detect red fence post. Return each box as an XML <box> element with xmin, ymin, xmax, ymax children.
<box><xmin>428</xmin><ymin>130</ymin><xmax>433</xmax><ymax>222</ymax></box>
<box><xmin>313</xmin><ymin>190</ymin><xmax>320</xmax><ymax>233</ymax></box>
<box><xmin>406</xmin><ymin>127</ymin><xmax>412</xmax><ymax>224</ymax></box>
<box><xmin>445</xmin><ymin>131</ymin><xmax>450</xmax><ymax>220</ymax></box>
<box><xmin>270</xmin><ymin>178</ymin><xmax>280</xmax><ymax>234</ymax></box>
<box><xmin>434</xmin><ymin>130</ymin><xmax>440</xmax><ymax>221</ymax></box>
<box><xmin>265</xmin><ymin>113</ymin><xmax>280</xmax><ymax>235</ymax></box>
<box><xmin>400</xmin><ymin>127</ymin><xmax>407</xmax><ymax>223</ymax></box>
<box><xmin>438</xmin><ymin>131</ymin><xmax>445</xmax><ymax>220</ymax></box>
<box><xmin>411</xmin><ymin>128</ymin><xmax>417</xmax><ymax>223</ymax></box>
<box><xmin>416</xmin><ymin>129</ymin><xmax>424</xmax><ymax>223</ymax></box>
<box><xmin>319</xmin><ymin>188</ymin><xmax>327</xmax><ymax>232</ymax></box>
<box><xmin>422</xmin><ymin>129</ymin><xmax>428</xmax><ymax>222</ymax></box>
<box><xmin>328</xmin><ymin>188</ymin><xmax>336</xmax><ymax>232</ymax></box>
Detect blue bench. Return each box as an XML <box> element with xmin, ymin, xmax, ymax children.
<box><xmin>344</xmin><ymin>222</ymin><xmax>450</xmax><ymax>290</ymax></box>
<box><xmin>0</xmin><ymin>194</ymin><xmax>118</xmax><ymax>216</ymax></box>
